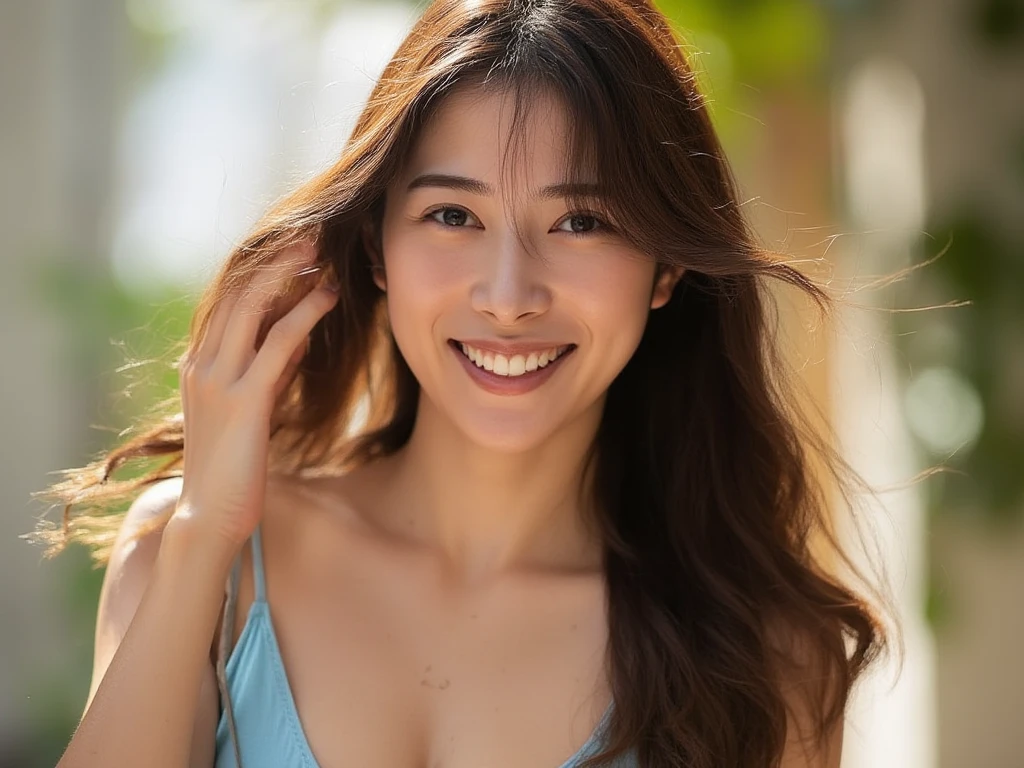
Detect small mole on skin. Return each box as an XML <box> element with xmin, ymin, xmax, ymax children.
<box><xmin>425</xmin><ymin>664</ymin><xmax>432</xmax><ymax>672</ymax></box>
<box><xmin>438</xmin><ymin>679</ymin><xmax>450</xmax><ymax>689</ymax></box>
<box><xmin>470</xmin><ymin>613</ymin><xmax>478</xmax><ymax>619</ymax></box>
<box><xmin>570</xmin><ymin>623</ymin><xmax>577</xmax><ymax>631</ymax></box>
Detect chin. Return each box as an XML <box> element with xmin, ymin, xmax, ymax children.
<box><xmin>451</xmin><ymin>409</ymin><xmax>562</xmax><ymax>455</ymax></box>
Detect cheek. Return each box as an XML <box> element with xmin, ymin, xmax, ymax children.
<box><xmin>384</xmin><ymin>227</ymin><xmax>466</xmax><ymax>290</ymax></box>
<box><xmin>558</xmin><ymin>253</ymin><xmax>656</xmax><ymax>344</ymax></box>
<box><xmin>380</xmin><ymin>230</ymin><xmax>468</xmax><ymax>346</ymax></box>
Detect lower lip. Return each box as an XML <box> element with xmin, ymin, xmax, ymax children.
<box><xmin>448</xmin><ymin>340</ymin><xmax>576</xmax><ymax>396</ymax></box>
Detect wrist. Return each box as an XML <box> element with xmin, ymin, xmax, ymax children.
<box><xmin>161</xmin><ymin>510</ymin><xmax>243</xmax><ymax>578</ymax></box>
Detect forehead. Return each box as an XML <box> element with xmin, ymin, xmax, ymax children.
<box><xmin>399</xmin><ymin>84</ymin><xmax>574</xmax><ymax>190</ymax></box>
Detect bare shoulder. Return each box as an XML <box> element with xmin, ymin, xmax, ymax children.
<box><xmin>765</xmin><ymin>614</ymin><xmax>846</xmax><ymax>768</ymax></box>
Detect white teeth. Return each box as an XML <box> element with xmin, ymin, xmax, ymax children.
<box><xmin>457</xmin><ymin>342</ymin><xmax>569</xmax><ymax>377</ymax></box>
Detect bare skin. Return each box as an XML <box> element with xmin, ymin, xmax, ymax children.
<box><xmin>85</xmin><ymin>465</ymin><xmax>612</xmax><ymax>768</ymax></box>
<box><xmin>224</xmin><ymin>468</ymin><xmax>612</xmax><ymax>768</ymax></box>
<box><xmin>75</xmin><ymin>83</ymin><xmax>840</xmax><ymax>768</ymax></box>
<box><xmin>221</xmin><ymin>88</ymin><xmax>654</xmax><ymax>765</ymax></box>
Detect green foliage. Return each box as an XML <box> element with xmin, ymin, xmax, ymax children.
<box><xmin>897</xmin><ymin>209</ymin><xmax>1024</xmax><ymax>526</ymax></box>
<box><xmin>653</xmin><ymin>0</ymin><xmax>827</xmax><ymax>151</ymax></box>
<box><xmin>20</xmin><ymin>545</ymin><xmax>106</xmax><ymax>768</ymax></box>
<box><xmin>889</xmin><ymin>0</ymin><xmax>1024</xmax><ymax>531</ymax></box>
<box><xmin>973</xmin><ymin>0</ymin><xmax>1024</xmax><ymax>50</ymax></box>
<box><xmin>24</xmin><ymin>249</ymin><xmax>196</xmax><ymax>763</ymax></box>
<box><xmin>655</xmin><ymin>0</ymin><xmax>827</xmax><ymax>88</ymax></box>
<box><xmin>29</xmin><ymin>252</ymin><xmax>194</xmax><ymax>418</ymax></box>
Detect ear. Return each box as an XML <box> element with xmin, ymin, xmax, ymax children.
<box><xmin>362</xmin><ymin>219</ymin><xmax>386</xmax><ymax>292</ymax></box>
<box><xmin>650</xmin><ymin>264</ymin><xmax>685</xmax><ymax>310</ymax></box>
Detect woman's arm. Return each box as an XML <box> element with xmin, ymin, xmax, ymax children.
<box><xmin>60</xmin><ymin>242</ymin><xmax>336</xmax><ymax>767</ymax></box>
<box><xmin>59</xmin><ymin>479</ymin><xmax>235</xmax><ymax>768</ymax></box>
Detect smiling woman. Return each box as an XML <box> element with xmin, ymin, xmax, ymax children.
<box><xmin>35</xmin><ymin>1</ymin><xmax>893</xmax><ymax>767</ymax></box>
<box><xmin>377</xmin><ymin>86</ymin><xmax>678</xmax><ymax>452</ymax></box>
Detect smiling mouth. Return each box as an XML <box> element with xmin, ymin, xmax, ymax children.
<box><xmin>448</xmin><ymin>339</ymin><xmax>576</xmax><ymax>378</ymax></box>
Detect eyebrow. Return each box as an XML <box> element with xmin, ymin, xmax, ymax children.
<box><xmin>406</xmin><ymin>173</ymin><xmax>603</xmax><ymax>201</ymax></box>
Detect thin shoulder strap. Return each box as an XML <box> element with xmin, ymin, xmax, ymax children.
<box><xmin>216</xmin><ymin>550</ymin><xmax>244</xmax><ymax>767</ymax></box>
<box><xmin>215</xmin><ymin>524</ymin><xmax>268</xmax><ymax>767</ymax></box>
<box><xmin>250</xmin><ymin>521</ymin><xmax>267</xmax><ymax>603</ymax></box>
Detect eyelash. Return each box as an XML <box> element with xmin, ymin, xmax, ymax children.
<box><xmin>422</xmin><ymin>205</ymin><xmax>610</xmax><ymax>238</ymax></box>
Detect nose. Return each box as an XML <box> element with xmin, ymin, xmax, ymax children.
<box><xmin>470</xmin><ymin>231</ymin><xmax>551</xmax><ymax>325</ymax></box>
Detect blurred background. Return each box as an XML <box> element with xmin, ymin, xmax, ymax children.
<box><xmin>2</xmin><ymin>0</ymin><xmax>1022</xmax><ymax>765</ymax></box>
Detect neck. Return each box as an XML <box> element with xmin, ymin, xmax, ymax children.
<box><xmin>378</xmin><ymin>392</ymin><xmax>607</xmax><ymax>586</ymax></box>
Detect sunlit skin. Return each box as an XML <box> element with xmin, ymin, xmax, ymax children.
<box><xmin>362</xmin><ymin>85</ymin><xmax>683</xmax><ymax>583</ymax></box>
<box><xmin>69</xmin><ymin>74</ymin><xmax>845</xmax><ymax>768</ymax></box>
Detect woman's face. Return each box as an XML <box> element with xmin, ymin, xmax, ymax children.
<box><xmin>376</xmin><ymin>85</ymin><xmax>680</xmax><ymax>453</ymax></box>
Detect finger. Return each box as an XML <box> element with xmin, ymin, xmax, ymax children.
<box><xmin>241</xmin><ymin>285</ymin><xmax>338</xmax><ymax>396</ymax></box>
<box><xmin>267</xmin><ymin>338</ymin><xmax>308</xmax><ymax>436</ymax></box>
<box><xmin>273</xmin><ymin>333</ymin><xmax>309</xmax><ymax>402</ymax></box>
<box><xmin>193</xmin><ymin>289</ymin><xmax>242</xmax><ymax>369</ymax></box>
<box><xmin>215</xmin><ymin>241</ymin><xmax>320</xmax><ymax>380</ymax></box>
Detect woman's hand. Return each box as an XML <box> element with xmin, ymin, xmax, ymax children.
<box><xmin>172</xmin><ymin>240</ymin><xmax>339</xmax><ymax>549</ymax></box>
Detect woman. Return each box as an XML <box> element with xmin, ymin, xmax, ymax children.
<box><xmin>37</xmin><ymin>0</ymin><xmax>893</xmax><ymax>766</ymax></box>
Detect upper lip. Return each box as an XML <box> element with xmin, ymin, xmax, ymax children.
<box><xmin>452</xmin><ymin>338</ymin><xmax>575</xmax><ymax>356</ymax></box>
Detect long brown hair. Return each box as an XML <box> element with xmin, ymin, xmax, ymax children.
<box><xmin>32</xmin><ymin>1</ymin><xmax>896</xmax><ymax>765</ymax></box>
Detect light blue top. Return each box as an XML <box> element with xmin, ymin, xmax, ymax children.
<box><xmin>214</xmin><ymin>522</ymin><xmax>636</xmax><ymax>767</ymax></box>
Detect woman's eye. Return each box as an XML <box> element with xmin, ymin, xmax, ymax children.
<box><xmin>425</xmin><ymin>206</ymin><xmax>479</xmax><ymax>228</ymax></box>
<box><xmin>423</xmin><ymin>206</ymin><xmax>607</xmax><ymax>236</ymax></box>
<box><xmin>555</xmin><ymin>213</ymin><xmax>604</xmax><ymax>236</ymax></box>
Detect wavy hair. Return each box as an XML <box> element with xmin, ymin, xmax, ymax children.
<box><xmin>32</xmin><ymin>1</ymin><xmax>897</xmax><ymax>765</ymax></box>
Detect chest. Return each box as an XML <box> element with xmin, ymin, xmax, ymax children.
<box><xmin>227</xmin><ymin>512</ymin><xmax>614</xmax><ymax>768</ymax></box>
